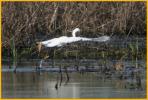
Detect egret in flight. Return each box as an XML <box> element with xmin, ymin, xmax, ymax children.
<box><xmin>37</xmin><ymin>28</ymin><xmax>110</xmax><ymax>52</ymax></box>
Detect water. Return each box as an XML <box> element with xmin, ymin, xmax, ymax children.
<box><xmin>2</xmin><ymin>60</ymin><xmax>146</xmax><ymax>98</ymax></box>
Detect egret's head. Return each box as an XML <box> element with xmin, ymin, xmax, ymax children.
<box><xmin>72</xmin><ymin>28</ymin><xmax>80</xmax><ymax>37</ymax></box>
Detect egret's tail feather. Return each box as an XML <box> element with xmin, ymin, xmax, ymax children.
<box><xmin>36</xmin><ymin>42</ymin><xmax>42</xmax><ymax>53</ymax></box>
<box><xmin>92</xmin><ymin>36</ymin><xmax>110</xmax><ymax>42</ymax></box>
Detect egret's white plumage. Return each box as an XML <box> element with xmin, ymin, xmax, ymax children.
<box><xmin>37</xmin><ymin>28</ymin><xmax>110</xmax><ymax>52</ymax></box>
<box><xmin>72</xmin><ymin>28</ymin><xmax>80</xmax><ymax>37</ymax></box>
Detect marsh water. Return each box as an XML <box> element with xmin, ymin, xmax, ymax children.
<box><xmin>2</xmin><ymin>59</ymin><xmax>146</xmax><ymax>98</ymax></box>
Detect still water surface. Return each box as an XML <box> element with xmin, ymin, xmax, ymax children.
<box><xmin>2</xmin><ymin>60</ymin><xmax>146</xmax><ymax>98</ymax></box>
<box><xmin>2</xmin><ymin>61</ymin><xmax>146</xmax><ymax>98</ymax></box>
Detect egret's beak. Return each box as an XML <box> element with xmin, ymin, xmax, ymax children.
<box><xmin>37</xmin><ymin>42</ymin><xmax>42</xmax><ymax>53</ymax></box>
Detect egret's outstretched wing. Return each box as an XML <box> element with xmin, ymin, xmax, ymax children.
<box><xmin>37</xmin><ymin>35</ymin><xmax>110</xmax><ymax>51</ymax></box>
<box><xmin>37</xmin><ymin>37</ymin><xmax>63</xmax><ymax>50</ymax></box>
<box><xmin>45</xmin><ymin>36</ymin><xmax>69</xmax><ymax>47</ymax></box>
<box><xmin>80</xmin><ymin>36</ymin><xmax>110</xmax><ymax>42</ymax></box>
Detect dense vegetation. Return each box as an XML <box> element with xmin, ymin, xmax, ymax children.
<box><xmin>2</xmin><ymin>2</ymin><xmax>146</xmax><ymax>60</ymax></box>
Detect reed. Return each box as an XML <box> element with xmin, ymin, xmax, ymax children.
<box><xmin>2</xmin><ymin>2</ymin><xmax>146</xmax><ymax>60</ymax></box>
<box><xmin>10</xmin><ymin>38</ymin><xmax>17</xmax><ymax>70</ymax></box>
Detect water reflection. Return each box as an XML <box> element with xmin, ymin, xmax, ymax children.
<box><xmin>2</xmin><ymin>71</ymin><xmax>146</xmax><ymax>98</ymax></box>
<box><xmin>2</xmin><ymin>59</ymin><xmax>146</xmax><ymax>98</ymax></box>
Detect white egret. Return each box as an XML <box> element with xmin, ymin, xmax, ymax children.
<box><xmin>37</xmin><ymin>28</ymin><xmax>110</xmax><ymax>52</ymax></box>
